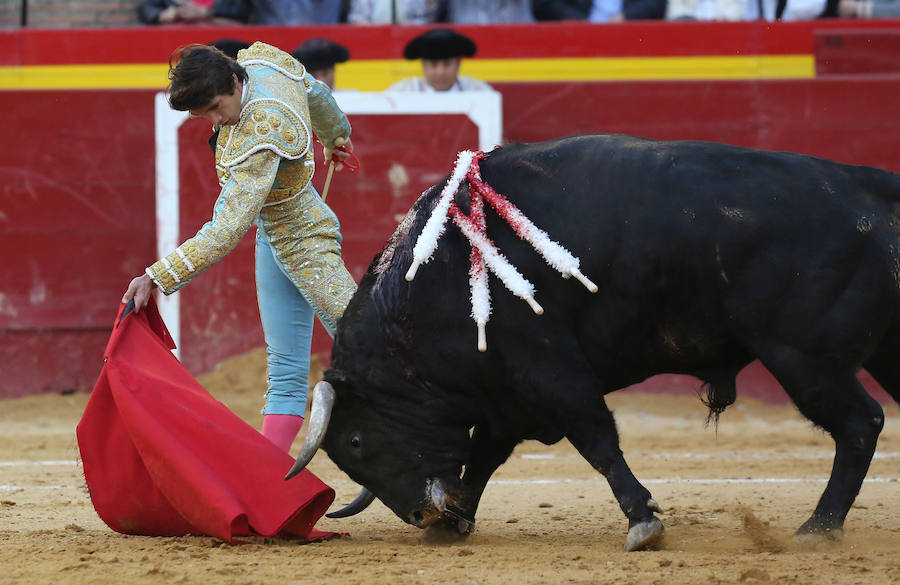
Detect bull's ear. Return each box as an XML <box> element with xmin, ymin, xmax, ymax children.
<box><xmin>323</xmin><ymin>368</ymin><xmax>348</xmax><ymax>387</ymax></box>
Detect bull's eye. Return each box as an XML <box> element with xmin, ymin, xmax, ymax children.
<box><xmin>350</xmin><ymin>434</ymin><xmax>361</xmax><ymax>449</ymax></box>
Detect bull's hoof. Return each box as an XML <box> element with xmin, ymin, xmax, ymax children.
<box><xmin>794</xmin><ymin>517</ymin><xmax>843</xmax><ymax>543</ymax></box>
<box><xmin>624</xmin><ymin>517</ymin><xmax>664</xmax><ymax>552</ymax></box>
<box><xmin>794</xmin><ymin>526</ymin><xmax>843</xmax><ymax>543</ymax></box>
<box><xmin>422</xmin><ymin>516</ymin><xmax>474</xmax><ymax>544</ymax></box>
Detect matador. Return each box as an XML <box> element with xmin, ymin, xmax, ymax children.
<box><xmin>123</xmin><ymin>41</ymin><xmax>357</xmax><ymax>451</ymax></box>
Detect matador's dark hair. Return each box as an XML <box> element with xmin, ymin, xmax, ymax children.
<box><xmin>167</xmin><ymin>44</ymin><xmax>248</xmax><ymax>112</ymax></box>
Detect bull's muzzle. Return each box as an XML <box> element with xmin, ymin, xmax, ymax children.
<box><xmin>409</xmin><ymin>479</ymin><xmax>475</xmax><ymax>534</ymax></box>
<box><xmin>408</xmin><ymin>480</ymin><xmax>457</xmax><ymax>526</ymax></box>
<box><xmin>285</xmin><ymin>381</ymin><xmax>335</xmax><ymax>480</ymax></box>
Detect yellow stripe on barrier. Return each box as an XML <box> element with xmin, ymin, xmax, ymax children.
<box><xmin>0</xmin><ymin>55</ymin><xmax>814</xmax><ymax>91</ymax></box>
<box><xmin>0</xmin><ymin>64</ymin><xmax>170</xmax><ymax>90</ymax></box>
<box><xmin>340</xmin><ymin>55</ymin><xmax>815</xmax><ymax>90</ymax></box>
<box><xmin>465</xmin><ymin>55</ymin><xmax>815</xmax><ymax>82</ymax></box>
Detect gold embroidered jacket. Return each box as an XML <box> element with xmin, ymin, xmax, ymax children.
<box><xmin>146</xmin><ymin>42</ymin><xmax>357</xmax><ymax>334</ymax></box>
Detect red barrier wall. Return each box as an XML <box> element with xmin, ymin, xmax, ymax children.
<box><xmin>2</xmin><ymin>22</ymin><xmax>899</xmax><ymax>403</ymax></box>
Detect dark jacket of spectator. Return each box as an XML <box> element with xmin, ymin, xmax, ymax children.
<box><xmin>248</xmin><ymin>0</ymin><xmax>347</xmax><ymax>24</ymax></box>
<box><xmin>138</xmin><ymin>0</ymin><xmax>251</xmax><ymax>24</ymax></box>
<box><xmin>532</xmin><ymin>0</ymin><xmax>591</xmax><ymax>19</ymax></box>
<box><xmin>622</xmin><ymin>0</ymin><xmax>666</xmax><ymax>18</ymax></box>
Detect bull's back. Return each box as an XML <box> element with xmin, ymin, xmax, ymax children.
<box><xmin>479</xmin><ymin>135</ymin><xmax>899</xmax><ymax>279</ymax></box>
<box><xmin>473</xmin><ymin>134</ymin><xmax>899</xmax><ymax>376</ymax></box>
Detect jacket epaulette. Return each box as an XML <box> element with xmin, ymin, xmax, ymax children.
<box><xmin>220</xmin><ymin>98</ymin><xmax>310</xmax><ymax>166</ymax></box>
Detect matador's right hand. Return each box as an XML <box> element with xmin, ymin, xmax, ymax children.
<box><xmin>122</xmin><ymin>273</ymin><xmax>156</xmax><ymax>313</ymax></box>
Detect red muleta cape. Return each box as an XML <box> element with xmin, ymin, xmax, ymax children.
<box><xmin>76</xmin><ymin>299</ymin><xmax>336</xmax><ymax>543</ymax></box>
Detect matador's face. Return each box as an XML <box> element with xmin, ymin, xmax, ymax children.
<box><xmin>189</xmin><ymin>73</ymin><xmax>243</xmax><ymax>128</ymax></box>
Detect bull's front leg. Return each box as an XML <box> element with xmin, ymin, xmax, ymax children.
<box><xmin>423</xmin><ymin>427</ymin><xmax>518</xmax><ymax>543</ymax></box>
<box><xmin>566</xmin><ymin>399</ymin><xmax>664</xmax><ymax>551</ymax></box>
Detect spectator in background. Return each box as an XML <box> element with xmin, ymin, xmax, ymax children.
<box><xmin>592</xmin><ymin>0</ymin><xmax>665</xmax><ymax>21</ymax></box>
<box><xmin>138</xmin><ymin>0</ymin><xmax>251</xmax><ymax>24</ymax></box>
<box><xmin>348</xmin><ymin>0</ymin><xmax>446</xmax><ymax>22</ymax></box>
<box><xmin>446</xmin><ymin>0</ymin><xmax>534</xmax><ymax>21</ymax></box>
<box><xmin>388</xmin><ymin>28</ymin><xmax>492</xmax><ymax>92</ymax></box>
<box><xmin>743</xmin><ymin>0</ymin><xmax>825</xmax><ymax>18</ymax></box>
<box><xmin>668</xmin><ymin>0</ymin><xmax>828</xmax><ymax>19</ymax></box>
<box><xmin>248</xmin><ymin>0</ymin><xmax>345</xmax><ymax>24</ymax></box>
<box><xmin>665</xmin><ymin>0</ymin><xmax>738</xmax><ymax>19</ymax></box>
<box><xmin>837</xmin><ymin>0</ymin><xmax>900</xmax><ymax>16</ymax></box>
<box><xmin>291</xmin><ymin>38</ymin><xmax>350</xmax><ymax>91</ymax></box>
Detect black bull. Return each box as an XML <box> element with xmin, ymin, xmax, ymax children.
<box><xmin>287</xmin><ymin>134</ymin><xmax>900</xmax><ymax>551</ymax></box>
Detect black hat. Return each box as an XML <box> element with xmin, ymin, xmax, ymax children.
<box><xmin>209</xmin><ymin>38</ymin><xmax>251</xmax><ymax>60</ymax></box>
<box><xmin>291</xmin><ymin>38</ymin><xmax>350</xmax><ymax>72</ymax></box>
<box><xmin>403</xmin><ymin>28</ymin><xmax>477</xmax><ymax>61</ymax></box>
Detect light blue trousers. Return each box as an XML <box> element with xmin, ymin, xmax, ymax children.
<box><xmin>255</xmin><ymin>229</ymin><xmax>314</xmax><ymax>417</ymax></box>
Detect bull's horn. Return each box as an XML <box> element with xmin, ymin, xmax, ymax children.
<box><xmin>285</xmin><ymin>381</ymin><xmax>336</xmax><ymax>480</ymax></box>
<box><xmin>325</xmin><ymin>488</ymin><xmax>376</xmax><ymax>518</ymax></box>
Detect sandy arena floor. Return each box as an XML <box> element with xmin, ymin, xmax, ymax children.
<box><xmin>3</xmin><ymin>348</ymin><xmax>900</xmax><ymax>585</ymax></box>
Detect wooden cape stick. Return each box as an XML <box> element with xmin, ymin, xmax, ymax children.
<box><xmin>321</xmin><ymin>161</ymin><xmax>336</xmax><ymax>202</ymax></box>
<box><xmin>321</xmin><ymin>136</ymin><xmax>347</xmax><ymax>202</ymax></box>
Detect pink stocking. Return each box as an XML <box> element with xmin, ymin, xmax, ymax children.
<box><xmin>262</xmin><ymin>414</ymin><xmax>304</xmax><ymax>453</ymax></box>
